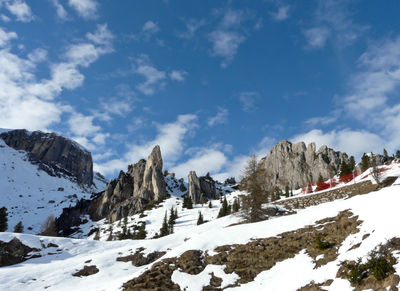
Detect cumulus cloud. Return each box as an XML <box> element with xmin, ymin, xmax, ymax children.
<box><xmin>50</xmin><ymin>0</ymin><xmax>68</xmax><ymax>21</ymax></box>
<box><xmin>177</xmin><ymin>18</ymin><xmax>205</xmax><ymax>39</ymax></box>
<box><xmin>169</xmin><ymin>70</ymin><xmax>187</xmax><ymax>82</ymax></box>
<box><xmin>4</xmin><ymin>0</ymin><xmax>34</xmax><ymax>22</ymax></box>
<box><xmin>95</xmin><ymin>114</ymin><xmax>198</xmax><ymax>175</ymax></box>
<box><xmin>239</xmin><ymin>91</ymin><xmax>259</xmax><ymax>112</ymax></box>
<box><xmin>133</xmin><ymin>56</ymin><xmax>166</xmax><ymax>95</ymax></box>
<box><xmin>208</xmin><ymin>107</ymin><xmax>229</xmax><ymax>127</ymax></box>
<box><xmin>142</xmin><ymin>20</ymin><xmax>159</xmax><ymax>34</ymax></box>
<box><xmin>68</xmin><ymin>0</ymin><xmax>98</xmax><ymax>19</ymax></box>
<box><xmin>271</xmin><ymin>5</ymin><xmax>290</xmax><ymax>21</ymax></box>
<box><xmin>304</xmin><ymin>27</ymin><xmax>330</xmax><ymax>49</ymax></box>
<box><xmin>0</xmin><ymin>26</ymin><xmax>17</xmax><ymax>47</ymax></box>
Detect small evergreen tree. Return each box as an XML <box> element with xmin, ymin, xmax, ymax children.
<box><xmin>183</xmin><ymin>196</ymin><xmax>193</xmax><ymax>209</ymax></box>
<box><xmin>168</xmin><ymin>207</ymin><xmax>176</xmax><ymax>226</ymax></box>
<box><xmin>197</xmin><ymin>211</ymin><xmax>204</xmax><ymax>225</ymax></box>
<box><xmin>0</xmin><ymin>207</ymin><xmax>8</xmax><ymax>232</ymax></box>
<box><xmin>361</xmin><ymin>153</ymin><xmax>370</xmax><ymax>171</ymax></box>
<box><xmin>134</xmin><ymin>222</ymin><xmax>147</xmax><ymax>239</ymax></box>
<box><xmin>218</xmin><ymin>196</ymin><xmax>230</xmax><ymax>218</ymax></box>
<box><xmin>349</xmin><ymin>156</ymin><xmax>356</xmax><ymax>172</ymax></box>
<box><xmin>232</xmin><ymin>197</ymin><xmax>240</xmax><ymax>212</ymax></box>
<box><xmin>159</xmin><ymin>211</ymin><xmax>170</xmax><ymax>237</ymax></box>
<box><xmin>93</xmin><ymin>229</ymin><xmax>100</xmax><ymax>240</ymax></box>
<box><xmin>14</xmin><ymin>221</ymin><xmax>23</xmax><ymax>233</ymax></box>
<box><xmin>383</xmin><ymin>148</ymin><xmax>389</xmax><ymax>162</ymax></box>
<box><xmin>285</xmin><ymin>185</ymin><xmax>290</xmax><ymax>198</ymax></box>
<box><xmin>208</xmin><ymin>201</ymin><xmax>212</xmax><ymax>208</ymax></box>
<box><xmin>107</xmin><ymin>226</ymin><xmax>113</xmax><ymax>241</ymax></box>
<box><xmin>340</xmin><ymin>160</ymin><xmax>351</xmax><ymax>176</ymax></box>
<box><xmin>396</xmin><ymin>150</ymin><xmax>400</xmax><ymax>159</ymax></box>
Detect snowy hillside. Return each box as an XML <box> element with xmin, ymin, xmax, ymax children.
<box><xmin>1</xmin><ymin>162</ymin><xmax>400</xmax><ymax>290</ymax></box>
<box><xmin>0</xmin><ymin>138</ymin><xmax>107</xmax><ymax>234</ymax></box>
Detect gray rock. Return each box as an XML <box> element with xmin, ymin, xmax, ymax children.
<box><xmin>0</xmin><ymin>238</ymin><xmax>41</xmax><ymax>266</ymax></box>
<box><xmin>187</xmin><ymin>171</ymin><xmax>217</xmax><ymax>204</ymax></box>
<box><xmin>258</xmin><ymin>140</ymin><xmax>349</xmax><ymax>191</ymax></box>
<box><xmin>0</xmin><ymin>129</ymin><xmax>93</xmax><ymax>186</ymax></box>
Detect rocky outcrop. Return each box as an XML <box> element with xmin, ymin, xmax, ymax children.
<box><xmin>187</xmin><ymin>171</ymin><xmax>217</xmax><ymax>204</ymax></box>
<box><xmin>57</xmin><ymin>145</ymin><xmax>169</xmax><ymax>228</ymax></box>
<box><xmin>0</xmin><ymin>129</ymin><xmax>93</xmax><ymax>186</ymax></box>
<box><xmin>0</xmin><ymin>238</ymin><xmax>40</xmax><ymax>267</ymax></box>
<box><xmin>258</xmin><ymin>140</ymin><xmax>349</xmax><ymax>191</ymax></box>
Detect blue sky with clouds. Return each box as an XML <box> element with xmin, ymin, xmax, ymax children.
<box><xmin>1</xmin><ymin>0</ymin><xmax>400</xmax><ymax>181</ymax></box>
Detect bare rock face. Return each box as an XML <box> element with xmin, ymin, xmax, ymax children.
<box><xmin>188</xmin><ymin>171</ymin><xmax>217</xmax><ymax>204</ymax></box>
<box><xmin>0</xmin><ymin>238</ymin><xmax>40</xmax><ymax>267</ymax></box>
<box><xmin>90</xmin><ymin>145</ymin><xmax>167</xmax><ymax>222</ymax></box>
<box><xmin>258</xmin><ymin>140</ymin><xmax>348</xmax><ymax>190</ymax></box>
<box><xmin>0</xmin><ymin>129</ymin><xmax>93</xmax><ymax>186</ymax></box>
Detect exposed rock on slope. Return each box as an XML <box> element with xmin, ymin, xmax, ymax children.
<box><xmin>58</xmin><ymin>146</ymin><xmax>169</xmax><ymax>230</ymax></box>
<box><xmin>188</xmin><ymin>171</ymin><xmax>217</xmax><ymax>204</ymax></box>
<box><xmin>0</xmin><ymin>129</ymin><xmax>93</xmax><ymax>186</ymax></box>
<box><xmin>258</xmin><ymin>140</ymin><xmax>349</xmax><ymax>190</ymax></box>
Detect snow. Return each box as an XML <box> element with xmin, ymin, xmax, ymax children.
<box><xmin>0</xmin><ymin>139</ymin><xmax>106</xmax><ymax>234</ymax></box>
<box><xmin>172</xmin><ymin>265</ymin><xmax>239</xmax><ymax>291</ymax></box>
<box><xmin>1</xmin><ymin>161</ymin><xmax>400</xmax><ymax>290</ymax></box>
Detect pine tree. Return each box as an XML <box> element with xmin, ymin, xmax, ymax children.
<box><xmin>383</xmin><ymin>148</ymin><xmax>389</xmax><ymax>162</ymax></box>
<box><xmin>218</xmin><ymin>196</ymin><xmax>230</xmax><ymax>218</ymax></box>
<box><xmin>361</xmin><ymin>153</ymin><xmax>371</xmax><ymax>171</ymax></box>
<box><xmin>107</xmin><ymin>226</ymin><xmax>113</xmax><ymax>241</ymax></box>
<box><xmin>197</xmin><ymin>211</ymin><xmax>204</xmax><ymax>225</ymax></box>
<box><xmin>285</xmin><ymin>185</ymin><xmax>290</xmax><ymax>198</ymax></box>
<box><xmin>14</xmin><ymin>221</ymin><xmax>23</xmax><ymax>233</ymax></box>
<box><xmin>183</xmin><ymin>196</ymin><xmax>193</xmax><ymax>209</ymax></box>
<box><xmin>240</xmin><ymin>154</ymin><xmax>266</xmax><ymax>223</ymax></box>
<box><xmin>159</xmin><ymin>211</ymin><xmax>170</xmax><ymax>237</ymax></box>
<box><xmin>232</xmin><ymin>197</ymin><xmax>240</xmax><ymax>212</ymax></box>
<box><xmin>134</xmin><ymin>222</ymin><xmax>147</xmax><ymax>239</ymax></box>
<box><xmin>339</xmin><ymin>160</ymin><xmax>350</xmax><ymax>176</ymax></box>
<box><xmin>208</xmin><ymin>201</ymin><xmax>212</xmax><ymax>208</ymax></box>
<box><xmin>93</xmin><ymin>229</ymin><xmax>100</xmax><ymax>240</ymax></box>
<box><xmin>349</xmin><ymin>156</ymin><xmax>356</xmax><ymax>172</ymax></box>
<box><xmin>168</xmin><ymin>207</ymin><xmax>176</xmax><ymax>226</ymax></box>
<box><xmin>396</xmin><ymin>150</ymin><xmax>400</xmax><ymax>159</ymax></box>
<box><xmin>0</xmin><ymin>207</ymin><xmax>8</xmax><ymax>232</ymax></box>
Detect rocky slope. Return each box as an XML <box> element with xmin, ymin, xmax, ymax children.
<box><xmin>0</xmin><ymin>129</ymin><xmax>93</xmax><ymax>186</ymax></box>
<box><xmin>258</xmin><ymin>140</ymin><xmax>349</xmax><ymax>191</ymax></box>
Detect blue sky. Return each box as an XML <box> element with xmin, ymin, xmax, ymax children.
<box><xmin>1</xmin><ymin>0</ymin><xmax>400</xmax><ymax>181</ymax></box>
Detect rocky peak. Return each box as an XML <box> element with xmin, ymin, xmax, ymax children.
<box><xmin>258</xmin><ymin>140</ymin><xmax>348</xmax><ymax>191</ymax></box>
<box><xmin>89</xmin><ymin>145</ymin><xmax>167</xmax><ymax>222</ymax></box>
<box><xmin>187</xmin><ymin>171</ymin><xmax>217</xmax><ymax>204</ymax></box>
<box><xmin>0</xmin><ymin>129</ymin><xmax>93</xmax><ymax>186</ymax></box>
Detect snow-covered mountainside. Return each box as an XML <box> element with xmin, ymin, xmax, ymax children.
<box><xmin>0</xmin><ymin>137</ymin><xmax>106</xmax><ymax>234</ymax></box>
<box><xmin>1</xmin><ymin>160</ymin><xmax>400</xmax><ymax>290</ymax></box>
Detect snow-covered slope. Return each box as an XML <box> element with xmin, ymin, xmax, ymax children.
<box><xmin>0</xmin><ymin>138</ymin><xmax>106</xmax><ymax>234</ymax></box>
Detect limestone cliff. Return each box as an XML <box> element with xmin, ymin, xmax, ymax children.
<box><xmin>257</xmin><ymin>140</ymin><xmax>349</xmax><ymax>190</ymax></box>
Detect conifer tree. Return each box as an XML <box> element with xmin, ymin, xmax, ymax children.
<box><xmin>240</xmin><ymin>154</ymin><xmax>266</xmax><ymax>222</ymax></box>
<box><xmin>349</xmin><ymin>156</ymin><xmax>356</xmax><ymax>172</ymax></box>
<box><xmin>361</xmin><ymin>153</ymin><xmax>371</xmax><ymax>171</ymax></box>
<box><xmin>218</xmin><ymin>196</ymin><xmax>230</xmax><ymax>218</ymax></box>
<box><xmin>232</xmin><ymin>197</ymin><xmax>240</xmax><ymax>212</ymax></box>
<box><xmin>285</xmin><ymin>185</ymin><xmax>290</xmax><ymax>198</ymax></box>
<box><xmin>159</xmin><ymin>211</ymin><xmax>170</xmax><ymax>237</ymax></box>
<box><xmin>134</xmin><ymin>222</ymin><xmax>147</xmax><ymax>239</ymax></box>
<box><xmin>0</xmin><ymin>207</ymin><xmax>8</xmax><ymax>232</ymax></box>
<box><xmin>383</xmin><ymin>148</ymin><xmax>389</xmax><ymax>162</ymax></box>
<box><xmin>208</xmin><ymin>201</ymin><xmax>212</xmax><ymax>208</ymax></box>
<box><xmin>107</xmin><ymin>226</ymin><xmax>113</xmax><ymax>241</ymax></box>
<box><xmin>183</xmin><ymin>196</ymin><xmax>193</xmax><ymax>209</ymax></box>
<box><xmin>197</xmin><ymin>211</ymin><xmax>204</xmax><ymax>225</ymax></box>
<box><xmin>339</xmin><ymin>160</ymin><xmax>350</xmax><ymax>176</ymax></box>
<box><xmin>14</xmin><ymin>221</ymin><xmax>23</xmax><ymax>233</ymax></box>
<box><xmin>93</xmin><ymin>229</ymin><xmax>100</xmax><ymax>240</ymax></box>
<box><xmin>396</xmin><ymin>150</ymin><xmax>400</xmax><ymax>159</ymax></box>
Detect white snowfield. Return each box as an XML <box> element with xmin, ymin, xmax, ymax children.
<box><xmin>0</xmin><ymin>138</ymin><xmax>107</xmax><ymax>234</ymax></box>
<box><xmin>1</xmin><ymin>162</ymin><xmax>400</xmax><ymax>290</ymax></box>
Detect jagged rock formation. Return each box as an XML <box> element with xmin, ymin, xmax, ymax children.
<box><xmin>187</xmin><ymin>171</ymin><xmax>217</xmax><ymax>204</ymax></box>
<box><xmin>0</xmin><ymin>129</ymin><xmax>93</xmax><ymax>186</ymax></box>
<box><xmin>258</xmin><ymin>140</ymin><xmax>349</xmax><ymax>191</ymax></box>
<box><xmin>57</xmin><ymin>145</ymin><xmax>169</xmax><ymax>230</ymax></box>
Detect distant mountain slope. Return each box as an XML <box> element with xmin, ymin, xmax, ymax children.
<box><xmin>0</xmin><ymin>134</ymin><xmax>106</xmax><ymax>234</ymax></box>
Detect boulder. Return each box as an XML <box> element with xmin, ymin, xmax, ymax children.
<box><xmin>0</xmin><ymin>129</ymin><xmax>93</xmax><ymax>186</ymax></box>
<box><xmin>0</xmin><ymin>238</ymin><xmax>40</xmax><ymax>267</ymax></box>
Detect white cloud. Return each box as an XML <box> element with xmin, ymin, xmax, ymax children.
<box><xmin>169</xmin><ymin>70</ymin><xmax>187</xmax><ymax>82</ymax></box>
<box><xmin>271</xmin><ymin>5</ymin><xmax>290</xmax><ymax>21</ymax></box>
<box><xmin>171</xmin><ymin>148</ymin><xmax>227</xmax><ymax>179</ymax></box>
<box><xmin>133</xmin><ymin>55</ymin><xmax>166</xmax><ymax>95</ymax></box>
<box><xmin>68</xmin><ymin>0</ymin><xmax>98</xmax><ymax>19</ymax></box>
<box><xmin>0</xmin><ymin>14</ymin><xmax>10</xmax><ymax>22</ymax></box>
<box><xmin>4</xmin><ymin>0</ymin><xmax>34</xmax><ymax>22</ymax></box>
<box><xmin>142</xmin><ymin>20</ymin><xmax>159</xmax><ymax>34</ymax></box>
<box><xmin>208</xmin><ymin>107</ymin><xmax>229</xmax><ymax>127</ymax></box>
<box><xmin>68</xmin><ymin>113</ymin><xmax>101</xmax><ymax>136</ymax></box>
<box><xmin>239</xmin><ymin>91</ymin><xmax>259</xmax><ymax>112</ymax></box>
<box><xmin>50</xmin><ymin>0</ymin><xmax>68</xmax><ymax>21</ymax></box>
<box><xmin>208</xmin><ymin>30</ymin><xmax>245</xmax><ymax>68</ymax></box>
<box><xmin>304</xmin><ymin>27</ymin><xmax>330</xmax><ymax>49</ymax></box>
<box><xmin>177</xmin><ymin>18</ymin><xmax>205</xmax><ymax>39</ymax></box>
<box><xmin>96</xmin><ymin>114</ymin><xmax>198</xmax><ymax>175</ymax></box>
<box><xmin>0</xmin><ymin>26</ymin><xmax>17</xmax><ymax>47</ymax></box>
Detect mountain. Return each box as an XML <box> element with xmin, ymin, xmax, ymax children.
<box><xmin>257</xmin><ymin>140</ymin><xmax>349</xmax><ymax>191</ymax></box>
<box><xmin>0</xmin><ymin>129</ymin><xmax>106</xmax><ymax>234</ymax></box>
